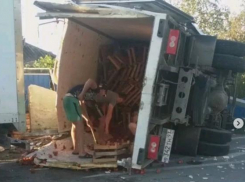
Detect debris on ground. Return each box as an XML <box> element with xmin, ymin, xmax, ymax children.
<box><xmin>188</xmin><ymin>175</ymin><xmax>193</xmax><ymax>179</ymax></box>
<box><xmin>213</xmin><ymin>157</ymin><xmax>217</xmax><ymax>161</ymax></box>
<box><xmin>202</xmin><ymin>177</ymin><xmax>208</xmax><ymax>180</ymax></box>
<box><xmin>229</xmin><ymin>164</ymin><xmax>235</xmax><ymax>169</ymax></box>
<box><xmin>223</xmin><ymin>156</ymin><xmax>230</xmax><ymax>160</ymax></box>
<box><xmin>217</xmin><ymin>166</ymin><xmax>223</xmax><ymax>169</ymax></box>
<box><xmin>178</xmin><ymin>160</ymin><xmax>183</xmax><ymax>164</ymax></box>
<box><xmin>187</xmin><ymin>159</ymin><xmax>202</xmax><ymax>165</ymax></box>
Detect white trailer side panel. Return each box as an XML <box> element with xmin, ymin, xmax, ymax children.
<box><xmin>0</xmin><ymin>0</ymin><xmax>25</xmax><ymax>132</ymax></box>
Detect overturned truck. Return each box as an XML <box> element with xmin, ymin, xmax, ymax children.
<box><xmin>34</xmin><ymin>0</ymin><xmax>245</xmax><ymax>169</ymax></box>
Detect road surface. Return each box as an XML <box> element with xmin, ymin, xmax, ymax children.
<box><xmin>1</xmin><ymin>134</ymin><xmax>245</xmax><ymax>182</ymax></box>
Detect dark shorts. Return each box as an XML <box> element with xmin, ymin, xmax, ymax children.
<box><xmin>85</xmin><ymin>101</ymin><xmax>104</xmax><ymax>120</ymax></box>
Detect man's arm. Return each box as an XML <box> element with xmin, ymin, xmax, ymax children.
<box><xmin>104</xmin><ymin>104</ymin><xmax>114</xmax><ymax>135</ymax></box>
<box><xmin>78</xmin><ymin>79</ymin><xmax>97</xmax><ymax>101</ymax></box>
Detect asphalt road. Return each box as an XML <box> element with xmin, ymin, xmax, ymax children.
<box><xmin>1</xmin><ymin>134</ymin><xmax>245</xmax><ymax>182</ymax></box>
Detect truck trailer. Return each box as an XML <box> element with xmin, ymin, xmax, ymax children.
<box><xmin>0</xmin><ymin>0</ymin><xmax>26</xmax><ymax>132</ymax></box>
<box><xmin>1</xmin><ymin>0</ymin><xmax>245</xmax><ymax>170</ymax></box>
<box><xmin>33</xmin><ymin>0</ymin><xmax>245</xmax><ymax>169</ymax></box>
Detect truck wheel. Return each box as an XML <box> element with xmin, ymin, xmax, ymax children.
<box><xmin>212</xmin><ymin>54</ymin><xmax>245</xmax><ymax>73</ymax></box>
<box><xmin>199</xmin><ymin>128</ymin><xmax>232</xmax><ymax>144</ymax></box>
<box><xmin>215</xmin><ymin>40</ymin><xmax>245</xmax><ymax>57</ymax></box>
<box><xmin>197</xmin><ymin>142</ymin><xmax>230</xmax><ymax>156</ymax></box>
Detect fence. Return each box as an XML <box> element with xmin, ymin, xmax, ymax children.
<box><xmin>24</xmin><ymin>68</ymin><xmax>51</xmax><ymax>111</ymax></box>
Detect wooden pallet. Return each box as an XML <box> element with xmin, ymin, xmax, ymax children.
<box><xmin>93</xmin><ymin>142</ymin><xmax>130</xmax><ymax>164</ymax></box>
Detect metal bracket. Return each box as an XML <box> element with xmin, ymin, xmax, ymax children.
<box><xmin>171</xmin><ymin>68</ymin><xmax>193</xmax><ymax>124</ymax></box>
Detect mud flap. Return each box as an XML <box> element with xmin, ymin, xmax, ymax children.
<box><xmin>172</xmin><ymin>126</ymin><xmax>201</xmax><ymax>156</ymax></box>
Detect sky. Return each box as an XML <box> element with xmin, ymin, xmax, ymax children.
<box><xmin>22</xmin><ymin>0</ymin><xmax>244</xmax><ymax>54</ymax></box>
<box><xmin>21</xmin><ymin>0</ymin><xmax>65</xmax><ymax>54</ymax></box>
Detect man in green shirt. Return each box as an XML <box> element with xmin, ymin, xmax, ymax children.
<box><xmin>63</xmin><ymin>79</ymin><xmax>125</xmax><ymax>157</ymax></box>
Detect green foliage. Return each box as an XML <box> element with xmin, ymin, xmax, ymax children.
<box><xmin>179</xmin><ymin>0</ymin><xmax>230</xmax><ymax>36</ymax></box>
<box><xmin>25</xmin><ymin>55</ymin><xmax>55</xmax><ymax>69</ymax></box>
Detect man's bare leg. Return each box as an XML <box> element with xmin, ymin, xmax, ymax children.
<box><xmin>129</xmin><ymin>123</ymin><xmax>137</xmax><ymax>135</ymax></box>
<box><xmin>71</xmin><ymin>123</ymin><xmax>79</xmax><ymax>153</ymax></box>
<box><xmin>77</xmin><ymin>120</ymin><xmax>85</xmax><ymax>156</ymax></box>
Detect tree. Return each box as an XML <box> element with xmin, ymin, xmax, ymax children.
<box><xmin>224</xmin><ymin>11</ymin><xmax>245</xmax><ymax>42</ymax></box>
<box><xmin>25</xmin><ymin>55</ymin><xmax>55</xmax><ymax>69</ymax></box>
<box><xmin>179</xmin><ymin>0</ymin><xmax>230</xmax><ymax>37</ymax></box>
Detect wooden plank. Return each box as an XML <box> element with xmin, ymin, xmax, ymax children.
<box><xmin>124</xmin><ymin>89</ymin><xmax>139</xmax><ymax>104</ymax></box>
<box><xmin>127</xmin><ymin>49</ymin><xmax>132</xmax><ymax>64</ymax></box>
<box><xmin>94</xmin><ymin>142</ymin><xmax>130</xmax><ymax>150</ymax></box>
<box><xmin>108</xmin><ymin>56</ymin><xmax>121</xmax><ymax>70</ymax></box>
<box><xmin>134</xmin><ymin>64</ymin><xmax>141</xmax><ymax>80</ymax></box>
<box><xmin>130</xmin><ymin>93</ymin><xmax>141</xmax><ymax>106</ymax></box>
<box><xmin>121</xmin><ymin>84</ymin><xmax>132</xmax><ymax>93</ymax></box>
<box><xmin>93</xmin><ymin>156</ymin><xmax>117</xmax><ymax>164</ymax></box>
<box><xmin>126</xmin><ymin>90</ymin><xmax>141</xmax><ymax>105</ymax></box>
<box><xmin>125</xmin><ymin>65</ymin><xmax>133</xmax><ymax>78</ymax></box>
<box><xmin>94</xmin><ymin>149</ymin><xmax>127</xmax><ymax>157</ymax></box>
<box><xmin>115</xmin><ymin>55</ymin><xmax>124</xmax><ymax>64</ymax></box>
<box><xmin>130</xmin><ymin>65</ymin><xmax>138</xmax><ymax>78</ymax></box>
<box><xmin>130</xmin><ymin>48</ymin><xmax>137</xmax><ymax>63</ymax></box>
<box><xmin>119</xmin><ymin>68</ymin><xmax>128</xmax><ymax>81</ymax></box>
<box><xmin>41</xmin><ymin>161</ymin><xmax>117</xmax><ymax>170</ymax></box>
<box><xmin>100</xmin><ymin>45</ymin><xmax>113</xmax><ymax>63</ymax></box>
<box><xmin>125</xmin><ymin>85</ymin><xmax>134</xmax><ymax>94</ymax></box>
<box><xmin>106</xmin><ymin>70</ymin><xmax>118</xmax><ymax>86</ymax></box>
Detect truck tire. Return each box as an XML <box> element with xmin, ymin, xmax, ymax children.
<box><xmin>200</xmin><ymin>128</ymin><xmax>232</xmax><ymax>144</ymax></box>
<box><xmin>215</xmin><ymin>40</ymin><xmax>245</xmax><ymax>57</ymax></box>
<box><xmin>197</xmin><ymin>142</ymin><xmax>230</xmax><ymax>156</ymax></box>
<box><xmin>212</xmin><ymin>54</ymin><xmax>245</xmax><ymax>73</ymax></box>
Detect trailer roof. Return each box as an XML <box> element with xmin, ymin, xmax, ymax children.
<box><xmin>34</xmin><ymin>0</ymin><xmax>201</xmax><ymax>40</ymax></box>
<box><xmin>75</xmin><ymin>0</ymin><xmax>194</xmax><ymax>23</ymax></box>
<box><xmin>34</xmin><ymin>0</ymin><xmax>194</xmax><ymax>23</ymax></box>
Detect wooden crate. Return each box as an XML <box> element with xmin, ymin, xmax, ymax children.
<box><xmin>93</xmin><ymin>142</ymin><xmax>130</xmax><ymax>164</ymax></box>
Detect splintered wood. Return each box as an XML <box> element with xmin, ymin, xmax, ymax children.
<box><xmin>93</xmin><ymin>141</ymin><xmax>130</xmax><ymax>164</ymax></box>
<box><xmin>98</xmin><ymin>45</ymin><xmax>148</xmax><ymax>127</ymax></box>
